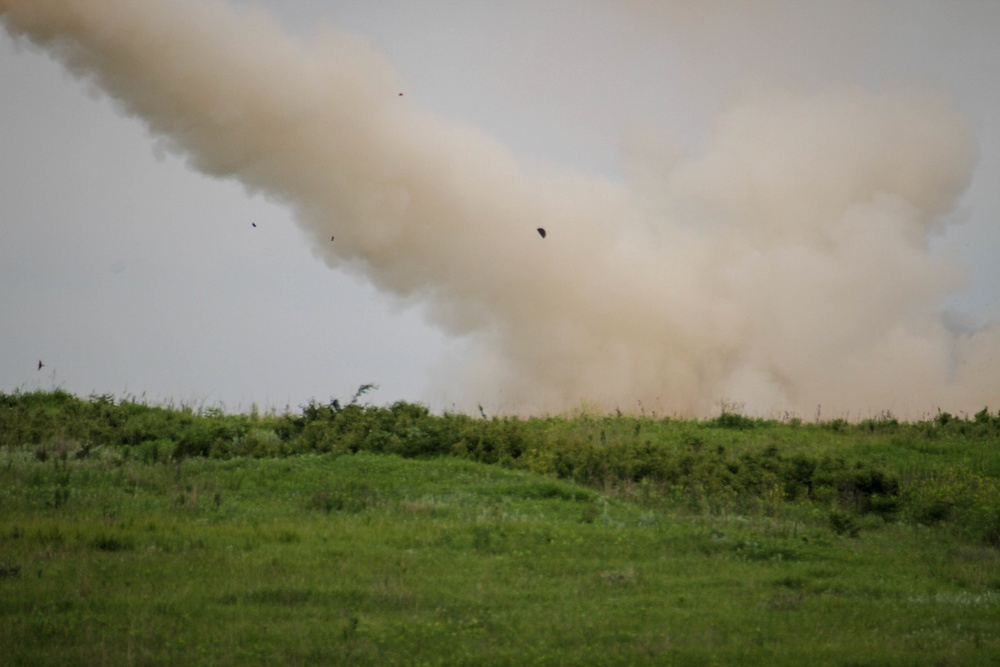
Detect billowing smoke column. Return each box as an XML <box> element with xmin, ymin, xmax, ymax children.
<box><xmin>2</xmin><ymin>0</ymin><xmax>998</xmax><ymax>418</ymax></box>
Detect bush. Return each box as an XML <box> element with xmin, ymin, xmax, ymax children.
<box><xmin>706</xmin><ymin>410</ymin><xmax>762</xmax><ymax>430</ymax></box>
<box><xmin>905</xmin><ymin>467</ymin><xmax>1000</xmax><ymax>545</ymax></box>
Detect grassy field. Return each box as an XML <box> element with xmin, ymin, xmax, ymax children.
<box><xmin>1</xmin><ymin>390</ymin><xmax>999</xmax><ymax>665</ymax></box>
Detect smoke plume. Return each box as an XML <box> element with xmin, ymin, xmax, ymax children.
<box><xmin>2</xmin><ymin>0</ymin><xmax>997</xmax><ymax>417</ymax></box>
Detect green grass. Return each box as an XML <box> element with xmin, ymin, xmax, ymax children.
<box><xmin>1</xmin><ymin>391</ymin><xmax>999</xmax><ymax>664</ymax></box>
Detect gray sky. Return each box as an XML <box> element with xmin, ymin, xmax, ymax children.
<box><xmin>2</xmin><ymin>1</ymin><xmax>999</xmax><ymax>417</ymax></box>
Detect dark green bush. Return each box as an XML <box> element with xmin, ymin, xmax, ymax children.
<box><xmin>707</xmin><ymin>411</ymin><xmax>761</xmax><ymax>430</ymax></box>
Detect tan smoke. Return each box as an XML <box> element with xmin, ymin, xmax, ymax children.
<box><xmin>2</xmin><ymin>0</ymin><xmax>997</xmax><ymax>418</ymax></box>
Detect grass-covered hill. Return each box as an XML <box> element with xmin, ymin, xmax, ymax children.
<box><xmin>2</xmin><ymin>389</ymin><xmax>999</xmax><ymax>665</ymax></box>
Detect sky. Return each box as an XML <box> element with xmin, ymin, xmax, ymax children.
<box><xmin>1</xmin><ymin>0</ymin><xmax>998</xmax><ymax>419</ymax></box>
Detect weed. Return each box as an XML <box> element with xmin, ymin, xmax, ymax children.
<box><xmin>341</xmin><ymin>615</ymin><xmax>360</xmax><ymax>641</ymax></box>
<box><xmin>306</xmin><ymin>482</ymin><xmax>377</xmax><ymax>514</ymax></box>
<box><xmin>47</xmin><ymin>461</ymin><xmax>71</xmax><ymax>510</ymax></box>
<box><xmin>828</xmin><ymin>510</ymin><xmax>860</xmax><ymax>537</ymax></box>
<box><xmin>90</xmin><ymin>534</ymin><xmax>135</xmax><ymax>552</ymax></box>
<box><xmin>579</xmin><ymin>504</ymin><xmax>600</xmax><ymax>524</ymax></box>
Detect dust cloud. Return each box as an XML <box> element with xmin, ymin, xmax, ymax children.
<box><xmin>2</xmin><ymin>0</ymin><xmax>997</xmax><ymax>418</ymax></box>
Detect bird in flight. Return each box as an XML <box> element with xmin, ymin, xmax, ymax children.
<box><xmin>398</xmin><ymin>92</ymin><xmax>403</xmax><ymax>96</ymax></box>
<box><xmin>331</xmin><ymin>235</ymin><xmax>335</xmax><ymax>242</ymax></box>
<box><xmin>37</xmin><ymin>360</ymin><xmax>44</xmax><ymax>371</ymax></box>
<box><xmin>537</xmin><ymin>227</ymin><xmax>546</xmax><ymax>239</ymax></box>
<box><xmin>252</xmin><ymin>222</ymin><xmax>257</xmax><ymax>228</ymax></box>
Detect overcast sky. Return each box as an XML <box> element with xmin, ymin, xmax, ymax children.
<box><xmin>2</xmin><ymin>1</ymin><xmax>999</xmax><ymax>417</ymax></box>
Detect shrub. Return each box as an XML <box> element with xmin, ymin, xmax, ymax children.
<box><xmin>828</xmin><ymin>510</ymin><xmax>860</xmax><ymax>537</ymax></box>
<box><xmin>706</xmin><ymin>411</ymin><xmax>760</xmax><ymax>430</ymax></box>
<box><xmin>905</xmin><ymin>467</ymin><xmax>1000</xmax><ymax>544</ymax></box>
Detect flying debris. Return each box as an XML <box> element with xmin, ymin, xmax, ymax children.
<box><xmin>37</xmin><ymin>360</ymin><xmax>44</xmax><ymax>371</ymax></box>
<box><xmin>536</xmin><ymin>227</ymin><xmax>546</xmax><ymax>239</ymax></box>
